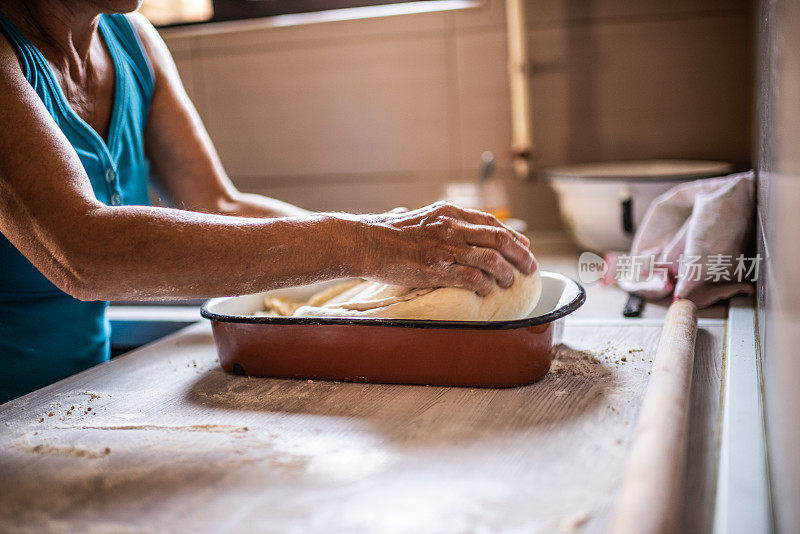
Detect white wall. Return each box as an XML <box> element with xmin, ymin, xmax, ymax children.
<box><xmin>159</xmin><ymin>0</ymin><xmax>752</xmax><ymax>229</ymax></box>
<box><xmin>756</xmin><ymin>0</ymin><xmax>800</xmax><ymax>530</ymax></box>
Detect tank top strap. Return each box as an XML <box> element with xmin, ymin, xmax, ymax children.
<box><xmin>0</xmin><ymin>11</ymin><xmax>154</xmax><ymax>110</ymax></box>
<box><xmin>0</xmin><ymin>9</ymin><xmax>81</xmax><ymax>127</ymax></box>
<box><xmin>0</xmin><ymin>9</ymin><xmax>45</xmax><ymax>84</ymax></box>
<box><xmin>99</xmin><ymin>14</ymin><xmax>155</xmax><ymax>101</ymax></box>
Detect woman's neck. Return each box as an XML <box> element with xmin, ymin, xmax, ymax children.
<box><xmin>3</xmin><ymin>0</ymin><xmax>101</xmax><ymax>68</ymax></box>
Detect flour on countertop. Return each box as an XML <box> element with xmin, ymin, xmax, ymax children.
<box><xmin>14</xmin><ymin>442</ymin><xmax>111</xmax><ymax>460</ymax></box>
<box><xmin>52</xmin><ymin>424</ymin><xmax>249</xmax><ymax>434</ymax></box>
<box><xmin>549</xmin><ymin>345</ymin><xmax>612</xmax><ymax>378</ymax></box>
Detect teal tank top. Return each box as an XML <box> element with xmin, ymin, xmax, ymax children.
<box><xmin>0</xmin><ymin>12</ymin><xmax>154</xmax><ymax>403</ymax></box>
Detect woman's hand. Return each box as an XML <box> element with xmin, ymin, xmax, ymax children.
<box><xmin>349</xmin><ymin>202</ymin><xmax>537</xmax><ymax>296</ymax></box>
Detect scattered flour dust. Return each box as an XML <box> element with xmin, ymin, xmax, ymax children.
<box><xmin>14</xmin><ymin>424</ymin><xmax>249</xmax><ymax>461</ymax></box>
<box><xmin>51</xmin><ymin>424</ymin><xmax>249</xmax><ymax>434</ymax></box>
<box><xmin>549</xmin><ymin>345</ymin><xmax>611</xmax><ymax>379</ymax></box>
<box><xmin>15</xmin><ymin>442</ymin><xmax>111</xmax><ymax>460</ymax></box>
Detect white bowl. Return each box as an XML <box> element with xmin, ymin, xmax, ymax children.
<box><xmin>543</xmin><ymin>160</ymin><xmax>733</xmax><ymax>253</ymax></box>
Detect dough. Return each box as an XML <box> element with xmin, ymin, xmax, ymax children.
<box><xmin>286</xmin><ymin>265</ymin><xmax>541</xmax><ymax>322</ymax></box>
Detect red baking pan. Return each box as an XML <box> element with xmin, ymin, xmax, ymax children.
<box><xmin>201</xmin><ymin>271</ymin><xmax>585</xmax><ymax>388</ymax></box>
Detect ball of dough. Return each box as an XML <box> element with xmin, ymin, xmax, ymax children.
<box><xmin>293</xmin><ymin>264</ymin><xmax>542</xmax><ymax>322</ymax></box>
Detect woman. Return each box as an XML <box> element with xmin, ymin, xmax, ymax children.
<box><xmin>0</xmin><ymin>0</ymin><xmax>535</xmax><ymax>403</ymax></box>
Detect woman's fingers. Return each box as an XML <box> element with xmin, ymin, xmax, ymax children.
<box><xmin>460</xmin><ymin>208</ymin><xmax>530</xmax><ymax>246</ymax></box>
<box><xmin>455</xmin><ymin>246</ymin><xmax>516</xmax><ymax>289</ymax></box>
<box><xmin>361</xmin><ymin>202</ymin><xmax>535</xmax><ymax>294</ymax></box>
<box><xmin>430</xmin><ymin>202</ymin><xmax>530</xmax><ymax>247</ymax></box>
<box><xmin>443</xmin><ymin>264</ymin><xmax>495</xmax><ymax>297</ymax></box>
<box><xmin>453</xmin><ymin>222</ymin><xmax>536</xmax><ymax>276</ymax></box>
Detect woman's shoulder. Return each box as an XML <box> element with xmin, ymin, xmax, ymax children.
<box><xmin>122</xmin><ymin>11</ymin><xmax>153</xmax><ymax>33</ymax></box>
<box><xmin>0</xmin><ymin>28</ymin><xmax>26</xmax><ymax>83</ymax></box>
<box><xmin>120</xmin><ymin>12</ymin><xmax>162</xmax><ymax>59</ymax></box>
<box><xmin>118</xmin><ymin>12</ymin><xmax>174</xmax><ymax>85</ymax></box>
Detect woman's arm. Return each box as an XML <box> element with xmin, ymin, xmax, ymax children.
<box><xmin>0</xmin><ymin>28</ymin><xmax>534</xmax><ymax>303</ymax></box>
<box><xmin>128</xmin><ymin>13</ymin><xmax>307</xmax><ymax>218</ymax></box>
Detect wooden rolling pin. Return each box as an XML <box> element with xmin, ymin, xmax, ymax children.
<box><xmin>609</xmin><ymin>298</ymin><xmax>699</xmax><ymax>534</ymax></box>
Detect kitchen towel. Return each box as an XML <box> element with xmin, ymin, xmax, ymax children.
<box><xmin>603</xmin><ymin>171</ymin><xmax>756</xmax><ymax>308</ymax></box>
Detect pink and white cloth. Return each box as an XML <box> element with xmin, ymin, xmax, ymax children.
<box><xmin>604</xmin><ymin>172</ymin><xmax>756</xmax><ymax>308</ymax></box>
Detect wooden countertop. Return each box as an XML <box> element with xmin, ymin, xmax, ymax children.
<box><xmin>0</xmin><ymin>233</ymin><xmax>726</xmax><ymax>533</ymax></box>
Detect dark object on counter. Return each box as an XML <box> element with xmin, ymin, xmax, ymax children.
<box><xmin>621</xmin><ymin>196</ymin><xmax>635</xmax><ymax>235</ymax></box>
<box><xmin>623</xmin><ymin>293</ymin><xmax>646</xmax><ymax>318</ymax></box>
<box><xmin>201</xmin><ymin>272</ymin><xmax>585</xmax><ymax>388</ymax></box>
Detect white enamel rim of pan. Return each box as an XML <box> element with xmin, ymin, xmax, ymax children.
<box><xmin>201</xmin><ymin>271</ymin><xmax>586</xmax><ymax>331</ymax></box>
